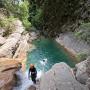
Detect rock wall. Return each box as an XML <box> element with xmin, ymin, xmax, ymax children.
<box><xmin>56</xmin><ymin>32</ymin><xmax>90</xmax><ymax>56</ymax></box>
<box><xmin>75</xmin><ymin>57</ymin><xmax>90</xmax><ymax>89</ymax></box>
<box><xmin>0</xmin><ymin>59</ymin><xmax>21</xmax><ymax>90</ymax></box>
<box><xmin>39</xmin><ymin>62</ymin><xmax>89</xmax><ymax>90</ymax></box>
<box><xmin>0</xmin><ymin>19</ymin><xmax>37</xmax><ymax>90</ymax></box>
<box><xmin>0</xmin><ymin>20</ymin><xmax>24</xmax><ymax>58</ymax></box>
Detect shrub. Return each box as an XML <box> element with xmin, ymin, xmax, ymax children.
<box><xmin>16</xmin><ymin>0</ymin><xmax>31</xmax><ymax>30</ymax></box>
<box><xmin>31</xmin><ymin>9</ymin><xmax>43</xmax><ymax>30</ymax></box>
<box><xmin>0</xmin><ymin>0</ymin><xmax>31</xmax><ymax>30</ymax></box>
<box><xmin>76</xmin><ymin>52</ymin><xmax>88</xmax><ymax>62</ymax></box>
<box><xmin>75</xmin><ymin>23</ymin><xmax>90</xmax><ymax>44</ymax></box>
<box><xmin>0</xmin><ymin>16</ymin><xmax>17</xmax><ymax>36</ymax></box>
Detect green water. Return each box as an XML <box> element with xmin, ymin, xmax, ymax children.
<box><xmin>27</xmin><ymin>38</ymin><xmax>75</xmax><ymax>71</ymax></box>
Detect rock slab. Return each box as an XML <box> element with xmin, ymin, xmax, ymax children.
<box><xmin>0</xmin><ymin>59</ymin><xmax>21</xmax><ymax>90</ymax></box>
<box><xmin>40</xmin><ymin>62</ymin><xmax>89</xmax><ymax>90</ymax></box>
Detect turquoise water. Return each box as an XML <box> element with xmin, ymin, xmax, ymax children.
<box><xmin>27</xmin><ymin>38</ymin><xmax>75</xmax><ymax>71</ymax></box>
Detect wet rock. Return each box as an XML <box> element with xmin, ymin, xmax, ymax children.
<box><xmin>0</xmin><ymin>59</ymin><xmax>21</xmax><ymax>90</ymax></box>
<box><xmin>40</xmin><ymin>62</ymin><xmax>89</xmax><ymax>90</ymax></box>
<box><xmin>28</xmin><ymin>85</ymin><xmax>36</xmax><ymax>90</ymax></box>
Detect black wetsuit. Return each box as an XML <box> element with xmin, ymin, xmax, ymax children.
<box><xmin>28</xmin><ymin>67</ymin><xmax>37</xmax><ymax>84</ymax></box>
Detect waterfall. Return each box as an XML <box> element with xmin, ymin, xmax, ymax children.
<box><xmin>13</xmin><ymin>70</ymin><xmax>42</xmax><ymax>90</ymax></box>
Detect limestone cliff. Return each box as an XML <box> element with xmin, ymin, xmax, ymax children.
<box><xmin>39</xmin><ymin>62</ymin><xmax>89</xmax><ymax>90</ymax></box>
<box><xmin>36</xmin><ymin>0</ymin><xmax>90</xmax><ymax>37</ymax></box>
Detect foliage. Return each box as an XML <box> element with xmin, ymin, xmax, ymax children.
<box><xmin>0</xmin><ymin>16</ymin><xmax>17</xmax><ymax>36</ymax></box>
<box><xmin>16</xmin><ymin>1</ymin><xmax>31</xmax><ymax>30</ymax></box>
<box><xmin>28</xmin><ymin>0</ymin><xmax>43</xmax><ymax>30</ymax></box>
<box><xmin>28</xmin><ymin>0</ymin><xmax>90</xmax><ymax>37</ymax></box>
<box><xmin>75</xmin><ymin>23</ymin><xmax>90</xmax><ymax>44</ymax></box>
<box><xmin>0</xmin><ymin>0</ymin><xmax>19</xmax><ymax>15</ymax></box>
<box><xmin>31</xmin><ymin>9</ymin><xmax>43</xmax><ymax>30</ymax></box>
<box><xmin>0</xmin><ymin>0</ymin><xmax>31</xmax><ymax>30</ymax></box>
<box><xmin>76</xmin><ymin>52</ymin><xmax>88</xmax><ymax>62</ymax></box>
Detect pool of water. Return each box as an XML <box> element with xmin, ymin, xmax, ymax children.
<box><xmin>27</xmin><ymin>38</ymin><xmax>76</xmax><ymax>72</ymax></box>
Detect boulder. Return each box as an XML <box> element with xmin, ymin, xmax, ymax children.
<box><xmin>40</xmin><ymin>62</ymin><xmax>89</xmax><ymax>90</ymax></box>
<box><xmin>0</xmin><ymin>59</ymin><xmax>21</xmax><ymax>90</ymax></box>
<box><xmin>75</xmin><ymin>60</ymin><xmax>89</xmax><ymax>84</ymax></box>
<box><xmin>0</xmin><ymin>20</ymin><xmax>24</xmax><ymax>58</ymax></box>
<box><xmin>0</xmin><ymin>33</ymin><xmax>21</xmax><ymax>58</ymax></box>
<box><xmin>75</xmin><ymin>57</ymin><xmax>90</xmax><ymax>89</ymax></box>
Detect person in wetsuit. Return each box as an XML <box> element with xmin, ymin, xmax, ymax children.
<box><xmin>28</xmin><ymin>64</ymin><xmax>37</xmax><ymax>84</ymax></box>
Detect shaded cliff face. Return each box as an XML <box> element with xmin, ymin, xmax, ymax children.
<box><xmin>37</xmin><ymin>0</ymin><xmax>90</xmax><ymax>37</ymax></box>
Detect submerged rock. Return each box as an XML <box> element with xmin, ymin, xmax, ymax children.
<box><xmin>28</xmin><ymin>85</ymin><xmax>36</xmax><ymax>90</ymax></box>
<box><xmin>40</xmin><ymin>62</ymin><xmax>89</xmax><ymax>90</ymax></box>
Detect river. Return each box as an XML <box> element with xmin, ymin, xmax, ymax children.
<box><xmin>13</xmin><ymin>38</ymin><xmax>76</xmax><ymax>90</ymax></box>
<box><xmin>27</xmin><ymin>38</ymin><xmax>76</xmax><ymax>72</ymax></box>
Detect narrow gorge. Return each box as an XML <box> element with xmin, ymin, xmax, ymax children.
<box><xmin>0</xmin><ymin>0</ymin><xmax>90</xmax><ymax>90</ymax></box>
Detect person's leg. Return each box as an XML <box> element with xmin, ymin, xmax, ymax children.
<box><xmin>31</xmin><ymin>76</ymin><xmax>36</xmax><ymax>84</ymax></box>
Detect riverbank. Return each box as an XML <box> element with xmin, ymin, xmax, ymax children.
<box><xmin>0</xmin><ymin>18</ymin><xmax>39</xmax><ymax>90</ymax></box>
<box><xmin>56</xmin><ymin>32</ymin><xmax>90</xmax><ymax>61</ymax></box>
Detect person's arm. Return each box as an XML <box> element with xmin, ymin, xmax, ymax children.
<box><xmin>35</xmin><ymin>68</ymin><xmax>37</xmax><ymax>76</ymax></box>
<box><xmin>28</xmin><ymin>68</ymin><xmax>30</xmax><ymax>79</ymax></box>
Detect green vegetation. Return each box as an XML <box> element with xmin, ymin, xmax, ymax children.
<box><xmin>76</xmin><ymin>52</ymin><xmax>88</xmax><ymax>62</ymax></box>
<box><xmin>0</xmin><ymin>16</ymin><xmax>17</xmax><ymax>36</ymax></box>
<box><xmin>0</xmin><ymin>0</ymin><xmax>31</xmax><ymax>30</ymax></box>
<box><xmin>75</xmin><ymin>23</ymin><xmax>90</xmax><ymax>44</ymax></box>
<box><xmin>28</xmin><ymin>0</ymin><xmax>43</xmax><ymax>30</ymax></box>
<box><xmin>28</xmin><ymin>0</ymin><xmax>90</xmax><ymax>38</ymax></box>
<box><xmin>0</xmin><ymin>0</ymin><xmax>90</xmax><ymax>43</ymax></box>
<box><xmin>17</xmin><ymin>1</ymin><xmax>31</xmax><ymax>30</ymax></box>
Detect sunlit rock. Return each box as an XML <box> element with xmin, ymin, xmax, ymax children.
<box><xmin>0</xmin><ymin>36</ymin><xmax>6</xmax><ymax>45</ymax></box>
<box><xmin>75</xmin><ymin>56</ymin><xmax>90</xmax><ymax>89</ymax></box>
<box><xmin>40</xmin><ymin>62</ymin><xmax>89</xmax><ymax>90</ymax></box>
<box><xmin>0</xmin><ymin>59</ymin><xmax>21</xmax><ymax>90</ymax></box>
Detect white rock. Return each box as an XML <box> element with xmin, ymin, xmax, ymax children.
<box><xmin>75</xmin><ymin>57</ymin><xmax>90</xmax><ymax>85</ymax></box>
<box><xmin>0</xmin><ymin>36</ymin><xmax>6</xmax><ymax>45</ymax></box>
<box><xmin>0</xmin><ymin>20</ymin><xmax>24</xmax><ymax>58</ymax></box>
<box><xmin>0</xmin><ymin>28</ymin><xmax>5</xmax><ymax>36</ymax></box>
<box><xmin>40</xmin><ymin>62</ymin><xmax>89</xmax><ymax>90</ymax></box>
